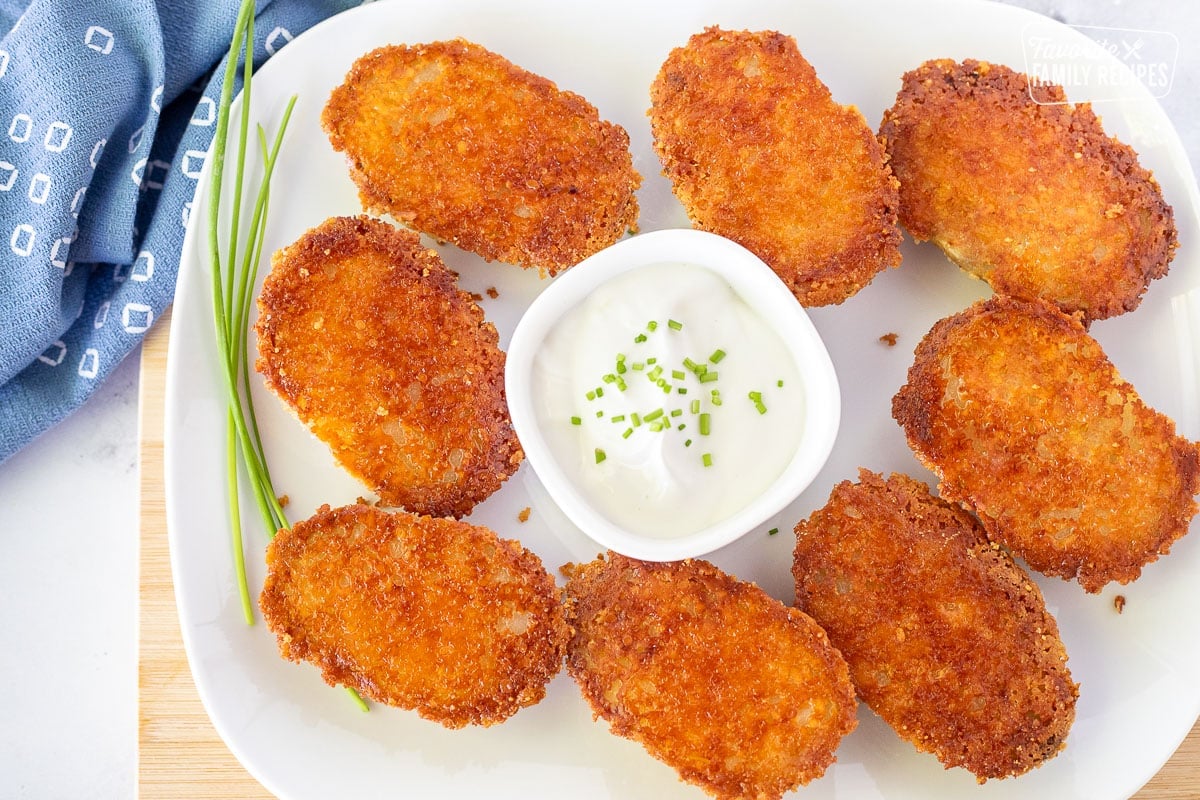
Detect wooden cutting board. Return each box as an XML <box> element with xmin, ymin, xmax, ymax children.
<box><xmin>137</xmin><ymin>306</ymin><xmax>1200</xmax><ymax>799</ymax></box>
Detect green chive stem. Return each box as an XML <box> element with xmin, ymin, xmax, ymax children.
<box><xmin>226</xmin><ymin>413</ymin><xmax>253</xmax><ymax>624</ymax></box>
<box><xmin>211</xmin><ymin>0</ymin><xmax>368</xmax><ymax>713</ymax></box>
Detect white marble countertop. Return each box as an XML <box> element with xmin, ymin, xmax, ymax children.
<box><xmin>0</xmin><ymin>1</ymin><xmax>1195</xmax><ymax>797</ymax></box>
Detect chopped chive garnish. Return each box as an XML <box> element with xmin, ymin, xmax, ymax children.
<box><xmin>595</xmin><ymin>448</ymin><xmax>606</xmax><ymax>464</ymax></box>
<box><xmin>677</xmin><ymin>387</ymin><xmax>688</xmax><ymax>395</ymax></box>
<box><xmin>649</xmin><ymin>419</ymin><xmax>666</xmax><ymax>432</ymax></box>
<box><xmin>634</xmin><ymin>333</ymin><xmax>647</xmax><ymax>344</ymax></box>
<box><xmin>596</xmin><ymin>410</ymin><xmax>604</xmax><ymax>418</ymax></box>
<box><xmin>702</xmin><ymin>453</ymin><xmax>713</xmax><ymax>467</ymax></box>
<box><xmin>643</xmin><ymin>408</ymin><xmax>664</xmax><ymax>421</ymax></box>
<box><xmin>611</xmin><ymin>414</ymin><xmax>626</xmax><ymax>423</ymax></box>
<box><xmin>683</xmin><ymin>357</ymin><xmax>700</xmax><ymax>373</ymax></box>
<box><xmin>616</xmin><ymin>361</ymin><xmax>627</xmax><ymax>375</ymax></box>
<box><xmin>711</xmin><ymin>389</ymin><xmax>722</xmax><ymax>407</ymax></box>
<box><xmin>749</xmin><ymin>390</ymin><xmax>767</xmax><ymax>414</ymax></box>
<box><xmin>631</xmin><ymin>413</ymin><xmax>642</xmax><ymax>427</ymax></box>
<box><xmin>684</xmin><ymin>439</ymin><xmax>693</xmax><ymax>447</ymax></box>
<box><xmin>670</xmin><ymin>408</ymin><xmax>683</xmax><ymax>417</ymax></box>
<box><xmin>615</xmin><ymin>376</ymin><xmax>628</xmax><ymax>391</ymax></box>
<box><xmin>690</xmin><ymin>399</ymin><xmax>701</xmax><ymax>414</ymax></box>
<box><xmin>668</xmin><ymin>319</ymin><xmax>683</xmax><ymax>331</ymax></box>
<box><xmin>586</xmin><ymin>390</ymin><xmax>596</xmax><ymax>401</ymax></box>
<box><xmin>647</xmin><ymin>320</ymin><xmax>658</xmax><ymax>331</ymax></box>
<box><xmin>768</xmin><ymin>527</ymin><xmax>779</xmax><ymax>536</ymax></box>
<box><xmin>622</xmin><ymin>427</ymin><xmax>633</xmax><ymax>439</ymax></box>
<box><xmin>677</xmin><ymin>423</ymin><xmax>686</xmax><ymax>431</ymax></box>
<box><xmin>602</xmin><ymin>373</ymin><xmax>616</xmax><ymax>384</ymax></box>
<box><xmin>647</xmin><ymin>365</ymin><xmax>663</xmax><ymax>381</ymax></box>
<box><xmin>570</xmin><ymin>416</ymin><xmax>582</xmax><ymax>425</ymax></box>
<box><xmin>671</xmin><ymin>369</ymin><xmax>686</xmax><ymax>380</ymax></box>
<box><xmin>709</xmin><ymin>348</ymin><xmax>726</xmax><ymax>363</ymax></box>
<box><xmin>596</xmin><ymin>386</ymin><xmax>605</xmax><ymax>398</ymax></box>
<box><xmin>698</xmin><ymin>371</ymin><xmax>719</xmax><ymax>384</ymax></box>
<box><xmin>646</xmin><ymin>357</ymin><xmax>657</xmax><ymax>365</ymax></box>
<box><xmin>699</xmin><ymin>413</ymin><xmax>711</xmax><ymax>435</ymax></box>
<box><xmin>632</xmin><ymin>362</ymin><xmax>645</xmax><ymax>371</ymax></box>
<box><xmin>777</xmin><ymin>379</ymin><xmax>784</xmax><ymax>388</ymax></box>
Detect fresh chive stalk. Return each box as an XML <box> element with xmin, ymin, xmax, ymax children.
<box><xmin>210</xmin><ymin>0</ymin><xmax>367</xmax><ymax>713</ymax></box>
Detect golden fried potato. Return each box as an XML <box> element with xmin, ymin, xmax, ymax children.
<box><xmin>793</xmin><ymin>470</ymin><xmax>1078</xmax><ymax>781</ymax></box>
<box><xmin>564</xmin><ymin>553</ymin><xmax>856</xmax><ymax>800</ymax></box>
<box><xmin>649</xmin><ymin>27</ymin><xmax>902</xmax><ymax>306</ymax></box>
<box><xmin>255</xmin><ymin>215</ymin><xmax>522</xmax><ymax>518</ymax></box>
<box><xmin>893</xmin><ymin>296</ymin><xmax>1200</xmax><ymax>592</ymax></box>
<box><xmin>322</xmin><ymin>39</ymin><xmax>641</xmax><ymax>275</ymax></box>
<box><xmin>260</xmin><ymin>504</ymin><xmax>569</xmax><ymax>728</ymax></box>
<box><xmin>879</xmin><ymin>59</ymin><xmax>1177</xmax><ymax>321</ymax></box>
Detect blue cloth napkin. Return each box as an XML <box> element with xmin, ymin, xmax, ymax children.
<box><xmin>0</xmin><ymin>0</ymin><xmax>358</xmax><ymax>463</ymax></box>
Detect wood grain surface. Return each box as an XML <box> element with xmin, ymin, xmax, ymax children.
<box><xmin>137</xmin><ymin>307</ymin><xmax>1199</xmax><ymax>799</ymax></box>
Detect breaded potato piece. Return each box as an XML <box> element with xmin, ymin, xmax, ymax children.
<box><xmin>879</xmin><ymin>59</ymin><xmax>1177</xmax><ymax>321</ymax></box>
<box><xmin>260</xmin><ymin>504</ymin><xmax>569</xmax><ymax>727</ymax></box>
<box><xmin>564</xmin><ymin>553</ymin><xmax>856</xmax><ymax>800</ymax></box>
<box><xmin>793</xmin><ymin>470</ymin><xmax>1078</xmax><ymax>781</ymax></box>
<box><xmin>322</xmin><ymin>39</ymin><xmax>641</xmax><ymax>275</ymax></box>
<box><xmin>649</xmin><ymin>27</ymin><xmax>902</xmax><ymax>306</ymax></box>
<box><xmin>255</xmin><ymin>215</ymin><xmax>522</xmax><ymax>519</ymax></box>
<box><xmin>893</xmin><ymin>296</ymin><xmax>1200</xmax><ymax>592</ymax></box>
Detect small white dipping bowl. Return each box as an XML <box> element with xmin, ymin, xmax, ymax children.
<box><xmin>505</xmin><ymin>228</ymin><xmax>840</xmax><ymax>561</ymax></box>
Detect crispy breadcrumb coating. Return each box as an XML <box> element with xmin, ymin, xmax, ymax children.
<box><xmin>879</xmin><ymin>59</ymin><xmax>1177</xmax><ymax>321</ymax></box>
<box><xmin>893</xmin><ymin>296</ymin><xmax>1200</xmax><ymax>592</ymax></box>
<box><xmin>322</xmin><ymin>39</ymin><xmax>641</xmax><ymax>275</ymax></box>
<box><xmin>649</xmin><ymin>27</ymin><xmax>902</xmax><ymax>306</ymax></box>
<box><xmin>255</xmin><ymin>215</ymin><xmax>522</xmax><ymax>518</ymax></box>
<box><xmin>260</xmin><ymin>504</ymin><xmax>569</xmax><ymax>728</ymax></box>
<box><xmin>793</xmin><ymin>470</ymin><xmax>1078</xmax><ymax>781</ymax></box>
<box><xmin>564</xmin><ymin>552</ymin><xmax>857</xmax><ymax>800</ymax></box>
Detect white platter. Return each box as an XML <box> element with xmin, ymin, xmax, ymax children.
<box><xmin>164</xmin><ymin>1</ymin><xmax>1200</xmax><ymax>798</ymax></box>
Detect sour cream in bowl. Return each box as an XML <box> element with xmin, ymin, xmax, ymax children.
<box><xmin>505</xmin><ymin>229</ymin><xmax>840</xmax><ymax>561</ymax></box>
